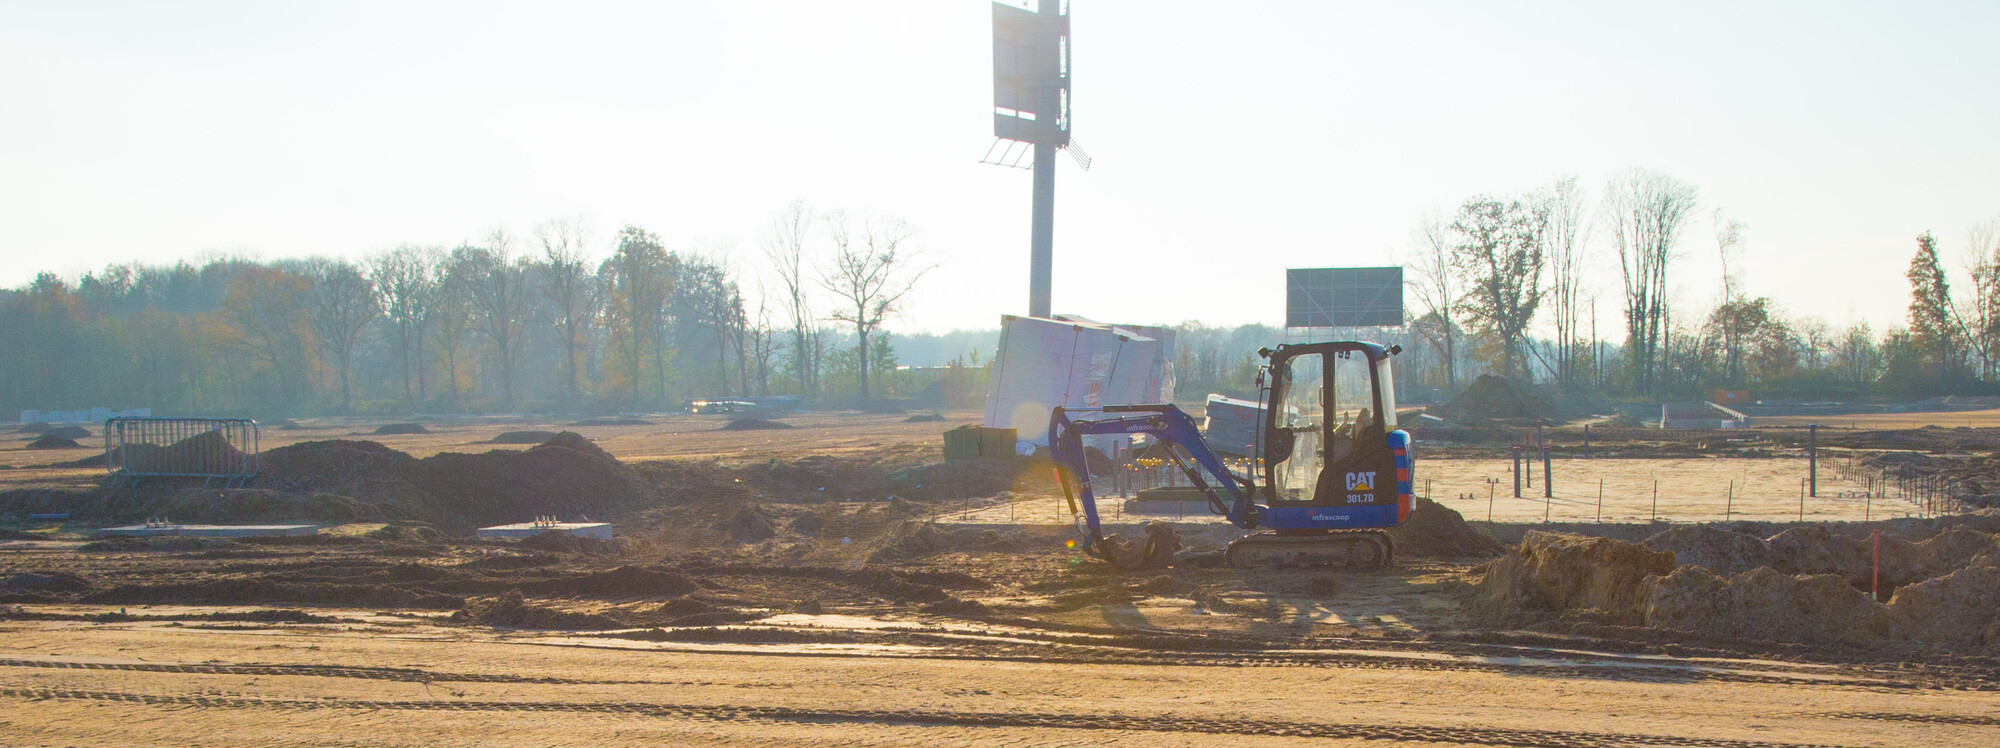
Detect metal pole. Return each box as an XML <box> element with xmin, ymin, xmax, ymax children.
<box><xmin>1542</xmin><ymin>446</ymin><xmax>1553</xmax><ymax>499</ymax></box>
<box><xmin>1512</xmin><ymin>447</ymin><xmax>1522</xmax><ymax>498</ymax></box>
<box><xmin>1028</xmin><ymin>141</ymin><xmax>1056</xmax><ymax>318</ymax></box>
<box><xmin>1808</xmin><ymin>423</ymin><xmax>1818</xmax><ymax>498</ymax></box>
<box><xmin>1726</xmin><ymin>479</ymin><xmax>1733</xmax><ymax>520</ymax></box>
<box><xmin>1651</xmin><ymin>480</ymin><xmax>1658</xmax><ymax>523</ymax></box>
<box><xmin>1488</xmin><ymin>480</ymin><xmax>1495</xmax><ymax>522</ymax></box>
<box><xmin>1583</xmin><ymin>424</ymin><xmax>1590</xmax><ymax>459</ymax></box>
<box><xmin>1596</xmin><ymin>479</ymin><xmax>1603</xmax><ymax>523</ymax></box>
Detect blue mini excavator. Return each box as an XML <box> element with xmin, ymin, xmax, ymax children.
<box><xmin>1049</xmin><ymin>341</ymin><xmax>1413</xmax><ymax>570</ymax></box>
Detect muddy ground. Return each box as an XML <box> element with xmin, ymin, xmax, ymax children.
<box><xmin>2</xmin><ymin>415</ymin><xmax>1999</xmax><ymax>745</ymax></box>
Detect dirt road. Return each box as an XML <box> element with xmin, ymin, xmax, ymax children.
<box><xmin>1</xmin><ymin>618</ymin><xmax>1994</xmax><ymax>747</ymax></box>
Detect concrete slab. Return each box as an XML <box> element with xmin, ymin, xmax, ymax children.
<box><xmin>477</xmin><ymin>522</ymin><xmax>613</xmax><ymax>541</ymax></box>
<box><xmin>98</xmin><ymin>524</ymin><xmax>318</xmax><ymax>538</ymax></box>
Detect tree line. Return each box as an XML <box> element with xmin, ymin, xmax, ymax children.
<box><xmin>1400</xmin><ymin>167</ymin><xmax>2000</xmax><ymax>402</ymax></box>
<box><xmin>0</xmin><ymin>203</ymin><xmax>935</xmax><ymax>418</ymax></box>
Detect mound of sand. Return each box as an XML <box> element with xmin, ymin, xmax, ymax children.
<box><xmin>24</xmin><ymin>434</ymin><xmax>84</xmax><ymax>450</ymax></box>
<box><xmin>1646</xmin><ymin>566</ymin><xmax>1890</xmax><ymax>646</ymax></box>
<box><xmin>1434</xmin><ymin>374</ymin><xmax>1558</xmax><ymax>422</ymax></box>
<box><xmin>1472</xmin><ymin>531</ymin><xmax>1675</xmax><ymax>623</ymax></box>
<box><xmin>572</xmin><ymin>417</ymin><xmax>652</xmax><ymax>427</ymax></box>
<box><xmin>1388</xmin><ymin>497</ymin><xmax>1507</xmax><ymax>558</ymax></box>
<box><xmin>4</xmin><ymin>571</ymin><xmax>92</xmax><ymax>596</ymax></box>
<box><xmin>487</xmin><ymin>430</ymin><xmax>559</xmax><ymax>444</ymax></box>
<box><xmin>720</xmin><ymin>418</ymin><xmax>793</xmax><ymax>431</ymax></box>
<box><xmin>257</xmin><ymin>432</ymin><xmax>661</xmax><ymax>533</ymax></box>
<box><xmin>372</xmin><ymin>423</ymin><xmax>431</xmax><ymax>435</ymax></box>
<box><xmin>722</xmin><ymin>505</ymin><xmax>777</xmax><ymax>542</ymax></box>
<box><xmin>903</xmin><ymin>414</ymin><xmax>947</xmax><ymax>423</ymax></box>
<box><xmin>1642</xmin><ymin>525</ymin><xmax>1775</xmax><ymax>573</ymax></box>
<box><xmin>1885</xmin><ymin>554</ymin><xmax>2000</xmax><ymax>653</ymax></box>
<box><xmin>41</xmin><ymin>425</ymin><xmax>90</xmax><ymax>440</ymax></box>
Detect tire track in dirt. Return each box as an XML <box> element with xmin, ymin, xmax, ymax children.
<box><xmin>0</xmin><ymin>686</ymin><xmax>1860</xmax><ymax>748</ymax></box>
<box><xmin>1808</xmin><ymin>712</ymin><xmax>2000</xmax><ymax>726</ymax></box>
<box><xmin>0</xmin><ymin>658</ymin><xmax>630</xmax><ymax>685</ymax></box>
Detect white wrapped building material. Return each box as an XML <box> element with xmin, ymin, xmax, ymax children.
<box><xmin>982</xmin><ymin>315</ymin><xmax>1176</xmax><ymax>446</ymax></box>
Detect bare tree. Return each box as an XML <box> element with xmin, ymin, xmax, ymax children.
<box><xmin>1450</xmin><ymin>195</ymin><xmax>1546</xmax><ymax>379</ymax></box>
<box><xmin>369</xmin><ymin>245</ymin><xmax>440</xmax><ymax>407</ymax></box>
<box><xmin>431</xmin><ymin>251</ymin><xmax>475</xmax><ymax>407</ymax></box>
<box><xmin>1405</xmin><ymin>211</ymin><xmax>1461</xmax><ymax>391</ymax></box>
<box><xmin>303</xmin><ymin>257</ymin><xmax>379</xmax><ymax>413</ymax></box>
<box><xmin>1962</xmin><ymin>219</ymin><xmax>2000</xmax><ymax>379</ymax></box>
<box><xmin>1602</xmin><ymin>168</ymin><xmax>1699</xmax><ymax>396</ymax></box>
<box><xmin>601</xmin><ymin>225</ymin><xmax>674</xmax><ymax>405</ymax></box>
<box><xmin>1542</xmin><ymin>176</ymin><xmax>1590</xmax><ymax>389</ymax></box>
<box><xmin>1711</xmin><ymin>209</ymin><xmax>1749</xmax><ymax>384</ymax></box>
<box><xmin>454</xmin><ymin>229</ymin><xmax>535</xmax><ymax>409</ymax></box>
<box><xmin>534</xmin><ymin>215</ymin><xmax>598</xmax><ymax>410</ymax></box>
<box><xmin>763</xmin><ymin>201</ymin><xmax>820</xmax><ymax>397</ymax></box>
<box><xmin>819</xmin><ymin>213</ymin><xmax>932</xmax><ymax>402</ymax></box>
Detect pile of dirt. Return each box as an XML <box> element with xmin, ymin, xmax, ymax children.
<box><xmin>1646</xmin><ymin>566</ymin><xmax>1890</xmax><ymax>646</ymax></box>
<box><xmin>723</xmin><ymin>504</ymin><xmax>777</xmax><ymax>542</ymax></box>
<box><xmin>257</xmin><ymin>432</ymin><xmax>662</xmax><ymax>533</ymax></box>
<box><xmin>572</xmin><ymin>417</ymin><xmax>651</xmax><ymax>427</ymax></box>
<box><xmin>1471</xmin><ymin>531</ymin><xmax>1676</xmax><ymax>624</ymax></box>
<box><xmin>120</xmin><ymin>430</ymin><xmax>248</xmax><ymax>474</ymax></box>
<box><xmin>372</xmin><ymin>423</ymin><xmax>431</xmax><ymax>435</ymax></box>
<box><xmin>903</xmin><ymin>414</ymin><xmax>947</xmax><ymax>423</ymax></box>
<box><xmin>1641</xmin><ymin>525</ymin><xmax>1775</xmax><ymax>573</ymax></box>
<box><xmin>452</xmin><ymin>590</ymin><xmax>623</xmax><ymax>630</ymax></box>
<box><xmin>24</xmin><ymin>434</ymin><xmax>84</xmax><ymax>450</ymax></box>
<box><xmin>1387</xmin><ymin>497</ymin><xmax>1506</xmax><ymax>558</ymax></box>
<box><xmin>158</xmin><ymin>489</ymin><xmax>383</xmax><ymax>524</ymax></box>
<box><xmin>45</xmin><ymin>426</ymin><xmax>90</xmax><ymax>440</ymax></box>
<box><xmin>517</xmin><ymin>565</ymin><xmax>698</xmax><ymax>598</ymax></box>
<box><xmin>487</xmin><ymin>430</ymin><xmax>559</xmax><ymax>444</ymax></box>
<box><xmin>1433</xmin><ymin>374</ymin><xmax>1558</xmax><ymax>422</ymax></box>
<box><xmin>1885</xmin><ymin>554</ymin><xmax>2000</xmax><ymax>653</ymax></box>
<box><xmin>720</xmin><ymin>418</ymin><xmax>793</xmax><ymax>431</ymax></box>
<box><xmin>3</xmin><ymin>571</ymin><xmax>92</xmax><ymax>597</ymax></box>
<box><xmin>788</xmin><ymin>511</ymin><xmax>827</xmax><ymax>536</ymax></box>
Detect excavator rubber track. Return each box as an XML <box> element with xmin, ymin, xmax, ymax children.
<box><xmin>1223</xmin><ymin>529</ymin><xmax>1394</xmax><ymax>571</ymax></box>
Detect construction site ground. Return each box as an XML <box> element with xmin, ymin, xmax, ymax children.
<box><xmin>3</xmin><ymin>410</ymin><xmax>1998</xmax><ymax>746</ymax></box>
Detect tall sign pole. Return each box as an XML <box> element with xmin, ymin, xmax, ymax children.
<box><xmin>992</xmin><ymin>1</ymin><xmax>1073</xmax><ymax>319</ymax></box>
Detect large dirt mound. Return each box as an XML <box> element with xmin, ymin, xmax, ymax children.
<box><xmin>1646</xmin><ymin>566</ymin><xmax>1890</xmax><ymax>646</ymax></box>
<box><xmin>453</xmin><ymin>589</ymin><xmax>622</xmax><ymax>630</ymax></box>
<box><xmin>1434</xmin><ymin>374</ymin><xmax>1558</xmax><ymax>422</ymax></box>
<box><xmin>1471</xmin><ymin>531</ymin><xmax>1675</xmax><ymax>623</ymax></box>
<box><xmin>1642</xmin><ymin>525</ymin><xmax>1774</xmax><ymax>573</ymax></box>
<box><xmin>24</xmin><ymin>434</ymin><xmax>84</xmax><ymax>450</ymax></box>
<box><xmin>372</xmin><ymin>423</ymin><xmax>432</xmax><ymax>435</ymax></box>
<box><xmin>46</xmin><ymin>425</ymin><xmax>91</xmax><ymax>439</ymax></box>
<box><xmin>1389</xmin><ymin>497</ymin><xmax>1506</xmax><ymax>558</ymax></box>
<box><xmin>256</xmin><ymin>432</ymin><xmax>661</xmax><ymax>533</ymax></box>
<box><xmin>1885</xmin><ymin>554</ymin><xmax>2000</xmax><ymax>653</ymax></box>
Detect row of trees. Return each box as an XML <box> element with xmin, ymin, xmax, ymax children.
<box><xmin>0</xmin><ymin>205</ymin><xmax>933</xmax><ymax>417</ymax></box>
<box><xmin>1403</xmin><ymin>167</ymin><xmax>1999</xmax><ymax>401</ymax></box>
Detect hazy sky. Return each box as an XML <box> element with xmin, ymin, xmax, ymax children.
<box><xmin>4</xmin><ymin>1</ymin><xmax>1997</xmax><ymax>338</ymax></box>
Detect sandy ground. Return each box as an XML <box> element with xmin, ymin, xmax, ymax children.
<box><xmin>2</xmin><ymin>615</ymin><xmax>1996</xmax><ymax>747</ymax></box>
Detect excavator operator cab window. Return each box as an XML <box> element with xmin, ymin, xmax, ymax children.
<box><xmin>1268</xmin><ymin>352</ymin><xmax>1323</xmax><ymax>502</ymax></box>
<box><xmin>1264</xmin><ymin>346</ymin><xmax>1390</xmax><ymax>506</ymax></box>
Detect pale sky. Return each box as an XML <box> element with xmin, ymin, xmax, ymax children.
<box><xmin>4</xmin><ymin>1</ymin><xmax>1997</xmax><ymax>338</ymax></box>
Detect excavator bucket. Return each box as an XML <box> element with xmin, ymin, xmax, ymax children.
<box><xmin>1095</xmin><ymin>521</ymin><xmax>1181</xmax><ymax>570</ymax></box>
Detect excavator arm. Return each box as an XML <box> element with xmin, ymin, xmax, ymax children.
<box><xmin>1047</xmin><ymin>404</ymin><xmax>1255</xmax><ymax>569</ymax></box>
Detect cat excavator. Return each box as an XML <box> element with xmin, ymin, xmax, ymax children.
<box><xmin>1049</xmin><ymin>341</ymin><xmax>1413</xmax><ymax>571</ymax></box>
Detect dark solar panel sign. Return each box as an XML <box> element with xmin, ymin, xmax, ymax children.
<box><xmin>1286</xmin><ymin>267</ymin><xmax>1404</xmax><ymax>328</ymax></box>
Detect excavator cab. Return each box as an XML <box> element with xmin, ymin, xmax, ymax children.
<box><xmin>1227</xmin><ymin>341</ymin><xmax>1411</xmax><ymax>568</ymax></box>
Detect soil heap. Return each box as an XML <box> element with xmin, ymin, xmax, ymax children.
<box><xmin>256</xmin><ymin>432</ymin><xmax>661</xmax><ymax>533</ymax></box>
<box><xmin>24</xmin><ymin>434</ymin><xmax>84</xmax><ymax>450</ymax></box>
<box><xmin>488</xmin><ymin>430</ymin><xmax>559</xmax><ymax>444</ymax></box>
<box><xmin>1471</xmin><ymin>531</ymin><xmax>1674</xmax><ymax>623</ymax></box>
<box><xmin>372</xmin><ymin>423</ymin><xmax>431</xmax><ymax>435</ymax></box>
<box><xmin>1387</xmin><ymin>497</ymin><xmax>1507</xmax><ymax>558</ymax></box>
<box><xmin>1433</xmin><ymin>374</ymin><xmax>1558</xmax><ymax>422</ymax></box>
